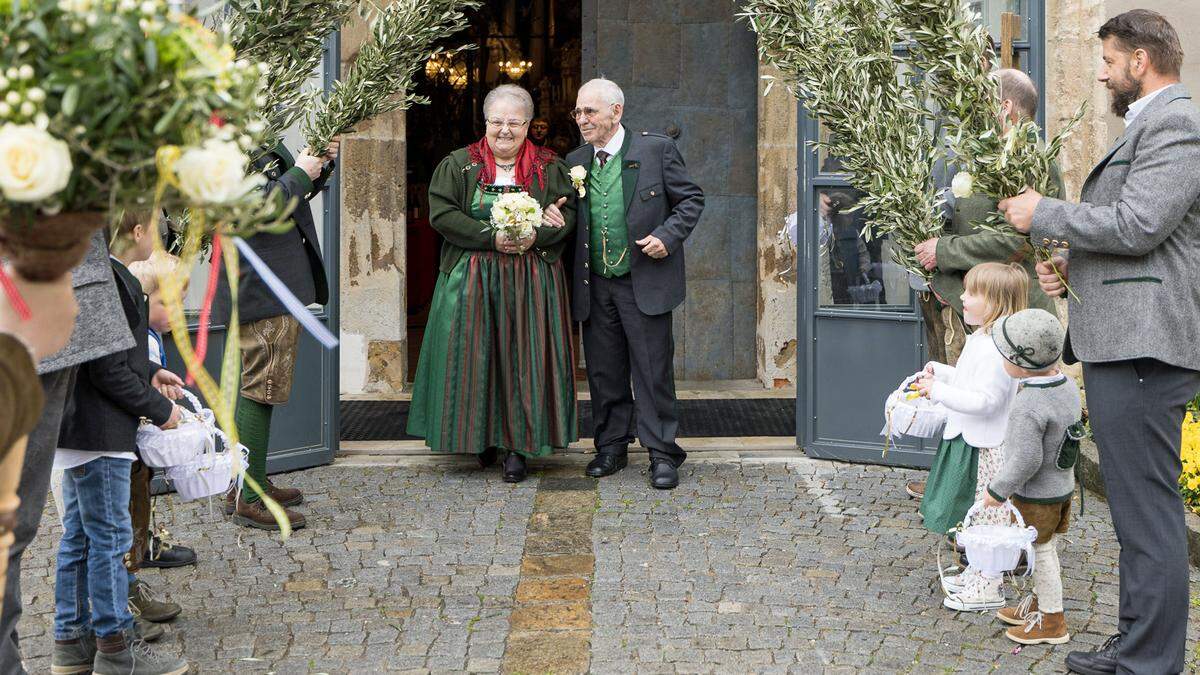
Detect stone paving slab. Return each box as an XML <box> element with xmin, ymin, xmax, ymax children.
<box><xmin>12</xmin><ymin>455</ymin><xmax>1200</xmax><ymax>673</ymax></box>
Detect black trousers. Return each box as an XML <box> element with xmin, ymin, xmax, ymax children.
<box><xmin>1083</xmin><ymin>358</ymin><xmax>1200</xmax><ymax>675</ymax></box>
<box><xmin>582</xmin><ymin>274</ymin><xmax>685</xmax><ymax>466</ymax></box>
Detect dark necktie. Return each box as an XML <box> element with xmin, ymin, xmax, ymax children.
<box><xmin>596</xmin><ymin>150</ymin><xmax>610</xmax><ymax>168</ymax></box>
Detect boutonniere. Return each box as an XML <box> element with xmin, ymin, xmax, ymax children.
<box><xmin>569</xmin><ymin>165</ymin><xmax>587</xmax><ymax>198</ymax></box>
<box><xmin>625</xmin><ymin>160</ymin><xmax>640</xmax><ymax>169</ymax></box>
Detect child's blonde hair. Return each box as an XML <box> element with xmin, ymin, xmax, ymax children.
<box><xmin>127</xmin><ymin>251</ymin><xmax>182</xmax><ymax>297</ymax></box>
<box><xmin>963</xmin><ymin>262</ymin><xmax>1028</xmax><ymax>331</ymax></box>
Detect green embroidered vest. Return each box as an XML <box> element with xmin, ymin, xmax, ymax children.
<box><xmin>588</xmin><ymin>152</ymin><xmax>630</xmax><ymax>278</ymax></box>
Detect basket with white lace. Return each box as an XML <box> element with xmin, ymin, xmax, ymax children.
<box><xmin>880</xmin><ymin>373</ymin><xmax>947</xmax><ymax>453</ymax></box>
<box><xmin>939</xmin><ymin>501</ymin><xmax>1038</xmax><ymax>612</ymax></box>
<box><xmin>135</xmin><ymin>390</ymin><xmax>213</xmax><ymax>469</ymax></box>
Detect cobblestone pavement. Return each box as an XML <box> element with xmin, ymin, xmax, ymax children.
<box><xmin>15</xmin><ymin>454</ymin><xmax>1200</xmax><ymax>673</ymax></box>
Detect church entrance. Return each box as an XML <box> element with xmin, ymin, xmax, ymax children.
<box><xmin>405</xmin><ymin>0</ymin><xmax>583</xmax><ymax>379</ymax></box>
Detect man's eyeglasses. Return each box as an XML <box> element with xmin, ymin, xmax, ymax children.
<box><xmin>486</xmin><ymin>118</ymin><xmax>529</xmax><ymax>130</ymax></box>
<box><xmin>570</xmin><ymin>105</ymin><xmax>614</xmax><ymax>120</ymax></box>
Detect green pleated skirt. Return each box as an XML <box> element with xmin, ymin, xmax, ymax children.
<box><xmin>407</xmin><ymin>250</ymin><xmax>578</xmax><ymax>457</ymax></box>
<box><xmin>919</xmin><ymin>435</ymin><xmax>979</xmax><ymax>535</ymax></box>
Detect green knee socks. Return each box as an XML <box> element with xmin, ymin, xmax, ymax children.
<box><xmin>235</xmin><ymin>396</ymin><xmax>273</xmax><ymax>503</ymax></box>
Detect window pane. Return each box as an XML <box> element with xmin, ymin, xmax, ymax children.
<box><xmin>814</xmin><ymin>187</ymin><xmax>912</xmax><ymax>312</ymax></box>
<box><xmin>968</xmin><ymin>0</ymin><xmax>1027</xmax><ymax>41</ymax></box>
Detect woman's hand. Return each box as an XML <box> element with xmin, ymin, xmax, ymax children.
<box><xmin>494</xmin><ymin>231</ymin><xmax>514</xmax><ymax>254</ymax></box>
<box><xmin>513</xmin><ymin>231</ymin><xmax>536</xmax><ymax>254</ymax></box>
<box><xmin>914</xmin><ymin>375</ymin><xmax>935</xmax><ymax>398</ymax></box>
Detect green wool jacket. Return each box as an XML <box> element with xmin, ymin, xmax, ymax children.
<box><xmin>428</xmin><ymin>147</ymin><xmax>578</xmax><ymax>274</ymax></box>
<box><xmin>931</xmin><ymin>167</ymin><xmax>1064</xmax><ymax>318</ymax></box>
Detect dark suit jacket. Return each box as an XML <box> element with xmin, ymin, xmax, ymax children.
<box><xmin>59</xmin><ymin>260</ymin><xmax>174</xmax><ymax>454</ymax></box>
<box><xmin>567</xmin><ymin>130</ymin><xmax>704</xmax><ymax>320</ymax></box>
<box><xmin>213</xmin><ymin>145</ymin><xmax>334</xmax><ymax>326</ymax></box>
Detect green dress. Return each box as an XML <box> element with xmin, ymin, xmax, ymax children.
<box><xmin>919</xmin><ymin>435</ymin><xmax>980</xmax><ymax>535</ymax></box>
<box><xmin>407</xmin><ymin>184</ymin><xmax>578</xmax><ymax>457</ymax></box>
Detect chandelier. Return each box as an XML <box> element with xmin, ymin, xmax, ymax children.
<box><xmin>425</xmin><ymin>54</ymin><xmax>468</xmax><ymax>91</ymax></box>
<box><xmin>500</xmin><ymin>59</ymin><xmax>532</xmax><ymax>80</ymax></box>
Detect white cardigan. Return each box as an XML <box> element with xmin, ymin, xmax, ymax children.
<box><xmin>929</xmin><ymin>330</ymin><xmax>1018</xmax><ymax>448</ymax></box>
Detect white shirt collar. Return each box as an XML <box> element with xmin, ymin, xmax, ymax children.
<box><xmin>1124</xmin><ymin>85</ymin><xmax>1171</xmax><ymax>127</ymax></box>
<box><xmin>595</xmin><ymin>125</ymin><xmax>625</xmax><ymax>162</ymax></box>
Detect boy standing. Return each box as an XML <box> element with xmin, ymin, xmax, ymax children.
<box><xmin>52</xmin><ymin>212</ymin><xmax>189</xmax><ymax>675</ymax></box>
<box><xmin>983</xmin><ymin>308</ymin><xmax>1082</xmax><ymax>645</ymax></box>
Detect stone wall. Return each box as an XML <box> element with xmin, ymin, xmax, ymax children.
<box><xmin>338</xmin><ymin>11</ymin><xmax>408</xmax><ymax>395</ymax></box>
<box><xmin>754</xmin><ymin>65</ymin><xmax>799</xmax><ymax>388</ymax></box>
<box><xmin>1046</xmin><ymin>0</ymin><xmax>1110</xmax><ymax>200</ymax></box>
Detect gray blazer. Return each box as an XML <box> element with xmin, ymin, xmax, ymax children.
<box><xmin>567</xmin><ymin>130</ymin><xmax>704</xmax><ymax>321</ymax></box>
<box><xmin>38</xmin><ymin>230</ymin><xmax>134</xmax><ymax>374</ymax></box>
<box><xmin>1032</xmin><ymin>83</ymin><xmax>1200</xmax><ymax>372</ymax></box>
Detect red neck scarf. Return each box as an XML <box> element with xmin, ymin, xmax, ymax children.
<box><xmin>468</xmin><ymin>138</ymin><xmax>555</xmax><ymax>192</ymax></box>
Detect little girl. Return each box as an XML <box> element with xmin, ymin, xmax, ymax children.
<box><xmin>914</xmin><ymin>262</ymin><xmax>1027</xmax><ymax>612</ymax></box>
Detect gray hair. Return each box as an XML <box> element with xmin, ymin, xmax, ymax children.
<box><xmin>579</xmin><ymin>78</ymin><xmax>625</xmax><ymax>106</ymax></box>
<box><xmin>994</xmin><ymin>68</ymin><xmax>1038</xmax><ymax>119</ymax></box>
<box><xmin>482</xmin><ymin>84</ymin><xmax>534</xmax><ymax>121</ymax></box>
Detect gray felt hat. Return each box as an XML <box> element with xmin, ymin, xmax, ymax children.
<box><xmin>992</xmin><ymin>309</ymin><xmax>1066</xmax><ymax>370</ymax></box>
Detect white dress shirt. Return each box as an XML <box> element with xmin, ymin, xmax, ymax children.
<box><xmin>593</xmin><ymin>125</ymin><xmax>626</xmax><ymax>164</ymax></box>
<box><xmin>1124</xmin><ymin>85</ymin><xmax>1171</xmax><ymax>127</ymax></box>
<box><xmin>929</xmin><ymin>330</ymin><xmax>1019</xmax><ymax>448</ymax></box>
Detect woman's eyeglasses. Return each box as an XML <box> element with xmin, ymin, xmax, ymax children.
<box><xmin>486</xmin><ymin>119</ymin><xmax>529</xmax><ymax>130</ymax></box>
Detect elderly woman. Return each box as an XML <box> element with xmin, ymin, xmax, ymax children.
<box><xmin>407</xmin><ymin>85</ymin><xmax>578</xmax><ymax>483</ymax></box>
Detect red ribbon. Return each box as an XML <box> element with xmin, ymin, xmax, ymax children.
<box><xmin>187</xmin><ymin>235</ymin><xmax>222</xmax><ymax>386</ymax></box>
<box><xmin>0</xmin><ymin>264</ymin><xmax>31</xmax><ymax>321</ymax></box>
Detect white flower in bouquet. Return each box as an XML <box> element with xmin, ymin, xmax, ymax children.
<box><xmin>0</xmin><ymin>124</ymin><xmax>72</xmax><ymax>203</ymax></box>
<box><xmin>569</xmin><ymin>165</ymin><xmax>587</xmax><ymax>198</ymax></box>
<box><xmin>489</xmin><ymin>191</ymin><xmax>541</xmax><ymax>241</ymax></box>
<box><xmin>951</xmin><ymin>171</ymin><xmax>975</xmax><ymax>199</ymax></box>
<box><xmin>173</xmin><ymin>139</ymin><xmax>264</xmax><ymax>205</ymax></box>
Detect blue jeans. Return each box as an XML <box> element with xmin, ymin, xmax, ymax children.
<box><xmin>54</xmin><ymin>457</ymin><xmax>135</xmax><ymax>640</ymax></box>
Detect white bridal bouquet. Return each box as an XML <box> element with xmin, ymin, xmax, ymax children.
<box><xmin>489</xmin><ymin>192</ymin><xmax>540</xmax><ymax>242</ymax></box>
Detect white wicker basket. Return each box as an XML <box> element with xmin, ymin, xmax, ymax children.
<box><xmin>136</xmin><ymin>391</ymin><xmax>212</xmax><ymax>469</ymax></box>
<box><xmin>955</xmin><ymin>501</ymin><xmax>1038</xmax><ymax>577</ymax></box>
<box><xmin>880</xmin><ymin>373</ymin><xmax>948</xmax><ymax>441</ymax></box>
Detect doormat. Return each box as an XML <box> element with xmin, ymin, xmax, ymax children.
<box><xmin>340</xmin><ymin>399</ymin><xmax>797</xmax><ymax>441</ymax></box>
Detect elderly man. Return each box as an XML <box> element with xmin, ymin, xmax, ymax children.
<box><xmin>546</xmin><ymin>78</ymin><xmax>703</xmax><ymax>489</ymax></box>
<box><xmin>999</xmin><ymin>11</ymin><xmax>1200</xmax><ymax>674</ymax></box>
<box><xmin>904</xmin><ymin>68</ymin><xmax>1061</xmax><ymax>502</ymax></box>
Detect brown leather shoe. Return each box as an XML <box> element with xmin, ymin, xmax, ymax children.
<box><xmin>905</xmin><ymin>481</ymin><xmax>925</xmax><ymax>499</ymax></box>
<box><xmin>997</xmin><ymin>594</ymin><xmax>1038</xmax><ymax>626</ymax></box>
<box><xmin>223</xmin><ymin>479</ymin><xmax>303</xmax><ymax>515</ymax></box>
<box><xmin>1005</xmin><ymin>611</ymin><xmax>1070</xmax><ymax>645</ymax></box>
<box><xmin>232</xmin><ymin>495</ymin><xmax>306</xmax><ymax>531</ymax></box>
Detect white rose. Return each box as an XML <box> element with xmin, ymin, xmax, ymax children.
<box><xmin>17</xmin><ymin>65</ymin><xmax>33</xmax><ymax>81</ymax></box>
<box><xmin>3</xmin><ymin>69</ymin><xmax>15</xmax><ymax>81</ymax></box>
<box><xmin>140</xmin><ymin>1</ymin><xmax>157</xmax><ymax>14</ymax></box>
<box><xmin>0</xmin><ymin>103</ymin><xmax>9</xmax><ymax>118</ymax></box>
<box><xmin>0</xmin><ymin>124</ymin><xmax>72</xmax><ymax>202</ymax></box>
<box><xmin>950</xmin><ymin>171</ymin><xmax>974</xmax><ymax>199</ymax></box>
<box><xmin>4</xmin><ymin>92</ymin><xmax>18</xmax><ymax>107</ymax></box>
<box><xmin>173</xmin><ymin>139</ymin><xmax>264</xmax><ymax>205</ymax></box>
<box><xmin>19</xmin><ymin>102</ymin><xmax>34</xmax><ymax>117</ymax></box>
<box><xmin>26</xmin><ymin>87</ymin><xmax>44</xmax><ymax>103</ymax></box>
<box><xmin>0</xmin><ymin>76</ymin><xmax>8</xmax><ymax>90</ymax></box>
<box><xmin>569</xmin><ymin>165</ymin><xmax>586</xmax><ymax>181</ymax></box>
<box><xmin>33</xmin><ymin>113</ymin><xmax>48</xmax><ymax>130</ymax></box>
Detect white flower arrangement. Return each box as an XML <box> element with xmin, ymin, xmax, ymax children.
<box><xmin>489</xmin><ymin>191</ymin><xmax>540</xmax><ymax>242</ymax></box>
<box><xmin>0</xmin><ymin>124</ymin><xmax>71</xmax><ymax>203</ymax></box>
<box><xmin>569</xmin><ymin>165</ymin><xmax>587</xmax><ymax>198</ymax></box>
<box><xmin>172</xmin><ymin>139</ymin><xmax>264</xmax><ymax>206</ymax></box>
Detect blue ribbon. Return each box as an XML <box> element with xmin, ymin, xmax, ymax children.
<box><xmin>232</xmin><ymin>237</ymin><xmax>338</xmax><ymax>350</ymax></box>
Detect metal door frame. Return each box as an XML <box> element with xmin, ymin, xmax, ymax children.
<box><xmin>796</xmin><ymin>2</ymin><xmax>1046</xmax><ymax>468</ymax></box>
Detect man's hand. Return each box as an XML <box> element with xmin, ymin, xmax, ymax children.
<box><xmin>818</xmin><ymin>193</ymin><xmax>833</xmax><ymax>219</ymax></box>
<box><xmin>152</xmin><ymin>370</ymin><xmax>184</xmax><ymax>401</ymax></box>
<box><xmin>982</xmin><ymin>491</ymin><xmax>1004</xmax><ymax>509</ymax></box>
<box><xmin>997</xmin><ymin>188</ymin><xmax>1044</xmax><ymax>233</ymax></box>
<box><xmin>295</xmin><ymin>149</ymin><xmax>324</xmax><ymax>181</ymax></box>
<box><xmin>0</xmin><ymin>265</ymin><xmax>78</xmax><ymax>362</ymax></box>
<box><xmin>321</xmin><ymin>137</ymin><xmax>341</xmax><ymax>163</ymax></box>
<box><xmin>915</xmin><ymin>238</ymin><xmax>939</xmax><ymax>271</ymax></box>
<box><xmin>160</xmin><ymin>404</ymin><xmax>183</xmax><ymax>430</ymax></box>
<box><xmin>542</xmin><ymin>197</ymin><xmax>567</xmax><ymax>228</ymax></box>
<box><xmin>636</xmin><ymin>235</ymin><xmax>668</xmax><ymax>259</ymax></box>
<box><xmin>1035</xmin><ymin>255</ymin><xmax>1069</xmax><ymax>298</ymax></box>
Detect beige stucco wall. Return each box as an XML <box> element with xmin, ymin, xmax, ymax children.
<box><xmin>338</xmin><ymin>11</ymin><xmax>408</xmax><ymax>395</ymax></box>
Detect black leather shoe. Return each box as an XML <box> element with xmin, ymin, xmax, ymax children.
<box><xmin>586</xmin><ymin>453</ymin><xmax>628</xmax><ymax>478</ymax></box>
<box><xmin>1066</xmin><ymin>633</ymin><xmax>1120</xmax><ymax>674</ymax></box>
<box><xmin>503</xmin><ymin>452</ymin><xmax>527</xmax><ymax>483</ymax></box>
<box><xmin>649</xmin><ymin>459</ymin><xmax>679</xmax><ymax>490</ymax></box>
<box><xmin>141</xmin><ymin>536</ymin><xmax>196</xmax><ymax>569</ymax></box>
<box><xmin>477</xmin><ymin>447</ymin><xmax>498</xmax><ymax>469</ymax></box>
